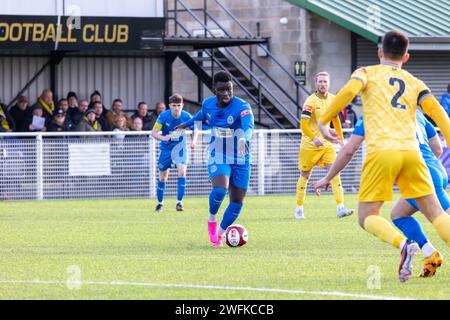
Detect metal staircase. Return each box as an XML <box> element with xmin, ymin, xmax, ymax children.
<box><xmin>166</xmin><ymin>0</ymin><xmax>310</xmax><ymax>129</ymax></box>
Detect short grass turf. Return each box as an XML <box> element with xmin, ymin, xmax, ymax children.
<box><xmin>0</xmin><ymin>194</ymin><xmax>449</xmax><ymax>300</ymax></box>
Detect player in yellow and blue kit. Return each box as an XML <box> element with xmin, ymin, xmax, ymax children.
<box><xmin>316</xmin><ymin>30</ymin><xmax>450</xmax><ymax>282</ymax></box>
<box><xmin>315</xmin><ymin>111</ymin><xmax>445</xmax><ymax>277</ymax></box>
<box><xmin>151</xmin><ymin>94</ymin><xmax>194</xmax><ymax>212</ymax></box>
<box><xmin>177</xmin><ymin>71</ymin><xmax>254</xmax><ymax>247</ymax></box>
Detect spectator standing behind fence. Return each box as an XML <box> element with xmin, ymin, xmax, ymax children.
<box><xmin>71</xmin><ymin>99</ymin><xmax>89</xmax><ymax>126</ymax></box>
<box><xmin>148</xmin><ymin>101</ymin><xmax>167</xmax><ymax>129</ymax></box>
<box><xmin>131</xmin><ymin>116</ymin><xmax>143</xmax><ymax>131</ymax></box>
<box><xmin>31</xmin><ymin>89</ymin><xmax>54</xmax><ymax>125</ymax></box>
<box><xmin>343</xmin><ymin>104</ymin><xmax>358</xmax><ymax>128</ymax></box>
<box><xmin>48</xmin><ymin>108</ymin><xmax>74</xmax><ymax>132</ymax></box>
<box><xmin>112</xmin><ymin>114</ymin><xmax>130</xmax><ymax>140</ymax></box>
<box><xmin>88</xmin><ymin>90</ymin><xmax>102</xmax><ymax>109</ymax></box>
<box><xmin>67</xmin><ymin>91</ymin><xmax>78</xmax><ymax>117</ymax></box>
<box><xmin>57</xmin><ymin>98</ymin><xmax>76</xmax><ymax>129</ymax></box>
<box><xmin>106</xmin><ymin>98</ymin><xmax>132</xmax><ymax>129</ymax></box>
<box><xmin>26</xmin><ymin>104</ymin><xmax>47</xmax><ymax>132</ymax></box>
<box><xmin>93</xmin><ymin>101</ymin><xmax>110</xmax><ymax>131</ymax></box>
<box><xmin>9</xmin><ymin>95</ymin><xmax>28</xmax><ymax>132</ymax></box>
<box><xmin>76</xmin><ymin>108</ymin><xmax>102</xmax><ymax>132</ymax></box>
<box><xmin>57</xmin><ymin>98</ymin><xmax>69</xmax><ymax>114</ymax></box>
<box><xmin>131</xmin><ymin>101</ymin><xmax>153</xmax><ymax>130</ymax></box>
<box><xmin>0</xmin><ymin>102</ymin><xmax>15</xmax><ymax>132</ymax></box>
<box><xmin>89</xmin><ymin>90</ymin><xmax>108</xmax><ymax>117</ymax></box>
<box><xmin>440</xmin><ymin>84</ymin><xmax>450</xmax><ymax>117</ymax></box>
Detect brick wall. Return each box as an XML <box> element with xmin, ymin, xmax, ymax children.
<box><xmin>170</xmin><ymin>0</ymin><xmax>352</xmax><ymax>119</ymax></box>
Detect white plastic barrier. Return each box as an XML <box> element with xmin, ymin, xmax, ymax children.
<box><xmin>0</xmin><ymin>129</ymin><xmax>363</xmax><ymax>200</ymax></box>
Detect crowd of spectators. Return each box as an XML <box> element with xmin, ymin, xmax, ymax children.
<box><xmin>0</xmin><ymin>89</ymin><xmax>167</xmax><ymax>133</ymax></box>
<box><xmin>2</xmin><ymin>84</ymin><xmax>450</xmax><ymax>134</ymax></box>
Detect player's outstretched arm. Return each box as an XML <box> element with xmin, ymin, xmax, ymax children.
<box><xmin>151</xmin><ymin>123</ymin><xmax>170</xmax><ymax>142</ymax></box>
<box><xmin>175</xmin><ymin>109</ymin><xmax>204</xmax><ymax>130</ymax></box>
<box><xmin>238</xmin><ymin>108</ymin><xmax>254</xmax><ymax>156</ymax></box>
<box><xmin>429</xmin><ymin>136</ymin><xmax>443</xmax><ymax>158</ymax></box>
<box><xmin>424</xmin><ymin>116</ymin><xmax>442</xmax><ymax>158</ymax></box>
<box><xmin>241</xmin><ymin>108</ymin><xmax>254</xmax><ymax>141</ymax></box>
<box><xmin>421</xmin><ymin>96</ymin><xmax>450</xmax><ymax>147</ymax></box>
<box><xmin>190</xmin><ymin>126</ymin><xmax>200</xmax><ymax>149</ymax></box>
<box><xmin>313</xmin><ymin>134</ymin><xmax>364</xmax><ymax>195</ymax></box>
<box><xmin>319</xmin><ymin>78</ymin><xmax>363</xmax><ymax>125</ymax></box>
<box><xmin>331</xmin><ymin>115</ymin><xmax>344</xmax><ymax>145</ymax></box>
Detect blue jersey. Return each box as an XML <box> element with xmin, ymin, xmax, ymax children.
<box><xmin>354</xmin><ymin>113</ymin><xmax>449</xmax><ymax>212</ymax></box>
<box><xmin>415</xmin><ymin>109</ymin><xmax>438</xmax><ymax>163</ymax></box>
<box><xmin>353</xmin><ymin>111</ymin><xmax>438</xmax><ymax>163</ymax></box>
<box><xmin>183</xmin><ymin>96</ymin><xmax>254</xmax><ymax>164</ymax></box>
<box><xmin>155</xmin><ymin>110</ymin><xmax>193</xmax><ymax>151</ymax></box>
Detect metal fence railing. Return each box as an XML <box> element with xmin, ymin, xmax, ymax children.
<box><xmin>0</xmin><ymin>129</ymin><xmax>364</xmax><ymax>201</ymax></box>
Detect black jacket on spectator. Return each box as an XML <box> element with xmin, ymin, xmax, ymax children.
<box><xmin>8</xmin><ymin>103</ymin><xmax>28</xmax><ymax>131</ymax></box>
<box><xmin>345</xmin><ymin>105</ymin><xmax>358</xmax><ymax>127</ymax></box>
<box><xmin>147</xmin><ymin>112</ymin><xmax>159</xmax><ymax>130</ymax></box>
<box><xmin>65</xmin><ymin>117</ymin><xmax>76</xmax><ymax>131</ymax></box>
<box><xmin>96</xmin><ymin>115</ymin><xmax>110</xmax><ymax>131</ymax></box>
<box><xmin>71</xmin><ymin>109</ymin><xmax>85</xmax><ymax>127</ymax></box>
<box><xmin>131</xmin><ymin>112</ymin><xmax>153</xmax><ymax>130</ymax></box>
<box><xmin>48</xmin><ymin>119</ymin><xmax>73</xmax><ymax>132</ymax></box>
<box><xmin>0</xmin><ymin>103</ymin><xmax>15</xmax><ymax>132</ymax></box>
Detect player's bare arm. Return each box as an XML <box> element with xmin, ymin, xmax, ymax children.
<box><xmin>319</xmin><ymin>78</ymin><xmax>364</xmax><ymax>138</ymax></box>
<box><xmin>314</xmin><ymin>134</ymin><xmax>364</xmax><ymax>195</ymax></box>
<box><xmin>429</xmin><ymin>135</ymin><xmax>442</xmax><ymax>158</ymax></box>
<box><xmin>151</xmin><ymin>126</ymin><xmax>171</xmax><ymax>142</ymax></box>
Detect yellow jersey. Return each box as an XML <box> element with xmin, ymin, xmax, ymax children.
<box><xmin>351</xmin><ymin>63</ymin><xmax>431</xmax><ymax>154</ymax></box>
<box><xmin>300</xmin><ymin>92</ymin><xmax>336</xmax><ymax>150</ymax></box>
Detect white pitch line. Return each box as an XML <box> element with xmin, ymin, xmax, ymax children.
<box><xmin>0</xmin><ymin>279</ymin><xmax>414</xmax><ymax>300</ymax></box>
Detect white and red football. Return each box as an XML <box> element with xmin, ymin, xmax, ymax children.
<box><xmin>224</xmin><ymin>224</ymin><xmax>248</xmax><ymax>247</ymax></box>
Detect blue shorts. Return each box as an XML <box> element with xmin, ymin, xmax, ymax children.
<box><xmin>158</xmin><ymin>148</ymin><xmax>188</xmax><ymax>172</ymax></box>
<box><xmin>406</xmin><ymin>159</ymin><xmax>450</xmax><ymax>211</ymax></box>
<box><xmin>208</xmin><ymin>162</ymin><xmax>251</xmax><ymax>190</ymax></box>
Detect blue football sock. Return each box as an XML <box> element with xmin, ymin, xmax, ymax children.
<box><xmin>157</xmin><ymin>180</ymin><xmax>166</xmax><ymax>203</ymax></box>
<box><xmin>393</xmin><ymin>216</ymin><xmax>428</xmax><ymax>248</ymax></box>
<box><xmin>209</xmin><ymin>187</ymin><xmax>227</xmax><ymax>215</ymax></box>
<box><xmin>177</xmin><ymin>177</ymin><xmax>186</xmax><ymax>202</ymax></box>
<box><xmin>220</xmin><ymin>202</ymin><xmax>243</xmax><ymax>231</ymax></box>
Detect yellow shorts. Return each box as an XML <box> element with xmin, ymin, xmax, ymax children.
<box><xmin>359</xmin><ymin>150</ymin><xmax>434</xmax><ymax>202</ymax></box>
<box><xmin>299</xmin><ymin>144</ymin><xmax>336</xmax><ymax>172</ymax></box>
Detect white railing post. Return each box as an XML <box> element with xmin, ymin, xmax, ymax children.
<box><xmin>149</xmin><ymin>135</ymin><xmax>156</xmax><ymax>198</ymax></box>
<box><xmin>257</xmin><ymin>131</ymin><xmax>265</xmax><ymax>195</ymax></box>
<box><xmin>36</xmin><ymin>134</ymin><xmax>44</xmax><ymax>200</ymax></box>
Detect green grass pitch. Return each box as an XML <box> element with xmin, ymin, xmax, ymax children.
<box><xmin>0</xmin><ymin>194</ymin><xmax>449</xmax><ymax>300</ymax></box>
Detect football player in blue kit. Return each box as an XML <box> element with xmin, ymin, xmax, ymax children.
<box><xmin>177</xmin><ymin>71</ymin><xmax>254</xmax><ymax>247</ymax></box>
<box><xmin>151</xmin><ymin>94</ymin><xmax>195</xmax><ymax>212</ymax></box>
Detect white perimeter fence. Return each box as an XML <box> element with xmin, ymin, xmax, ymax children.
<box><xmin>0</xmin><ymin>129</ymin><xmax>363</xmax><ymax>201</ymax></box>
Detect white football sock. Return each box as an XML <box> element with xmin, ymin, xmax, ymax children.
<box><xmin>422</xmin><ymin>242</ymin><xmax>436</xmax><ymax>258</ymax></box>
